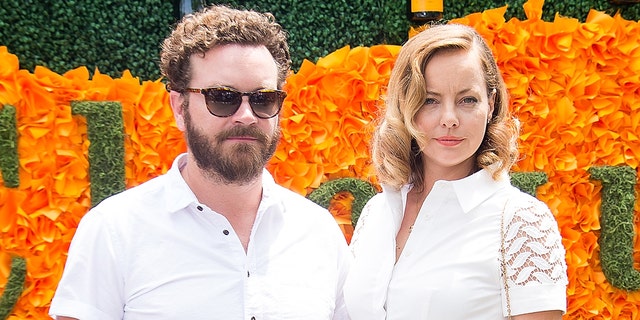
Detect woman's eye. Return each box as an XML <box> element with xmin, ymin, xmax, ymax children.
<box><xmin>460</xmin><ymin>97</ymin><xmax>478</xmax><ymax>105</ymax></box>
<box><xmin>424</xmin><ymin>98</ymin><xmax>438</xmax><ymax>105</ymax></box>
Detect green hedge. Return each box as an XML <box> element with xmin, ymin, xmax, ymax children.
<box><xmin>0</xmin><ymin>0</ymin><xmax>638</xmax><ymax>80</ymax></box>
<box><xmin>213</xmin><ymin>0</ymin><xmax>640</xmax><ymax>71</ymax></box>
<box><xmin>447</xmin><ymin>0</ymin><xmax>640</xmax><ymax>23</ymax></box>
<box><xmin>215</xmin><ymin>0</ymin><xmax>409</xmax><ymax>72</ymax></box>
<box><xmin>0</xmin><ymin>0</ymin><xmax>173</xmax><ymax>80</ymax></box>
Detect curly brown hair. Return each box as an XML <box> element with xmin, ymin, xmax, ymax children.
<box><xmin>160</xmin><ymin>4</ymin><xmax>291</xmax><ymax>92</ymax></box>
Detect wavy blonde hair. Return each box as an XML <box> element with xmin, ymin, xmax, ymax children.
<box><xmin>373</xmin><ymin>24</ymin><xmax>519</xmax><ymax>191</ymax></box>
<box><xmin>160</xmin><ymin>4</ymin><xmax>291</xmax><ymax>92</ymax></box>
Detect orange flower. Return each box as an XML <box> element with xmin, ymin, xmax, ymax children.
<box><xmin>3</xmin><ymin>0</ymin><xmax>640</xmax><ymax>318</ymax></box>
<box><xmin>276</xmin><ymin>44</ymin><xmax>396</xmax><ymax>195</ymax></box>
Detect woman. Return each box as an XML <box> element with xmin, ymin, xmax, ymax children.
<box><xmin>343</xmin><ymin>24</ymin><xmax>568</xmax><ymax>319</ymax></box>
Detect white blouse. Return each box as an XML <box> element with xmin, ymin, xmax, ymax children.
<box><xmin>343</xmin><ymin>168</ymin><xmax>567</xmax><ymax>319</ymax></box>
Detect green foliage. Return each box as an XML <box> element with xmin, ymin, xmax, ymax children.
<box><xmin>211</xmin><ymin>0</ymin><xmax>409</xmax><ymax>71</ymax></box>
<box><xmin>307</xmin><ymin>177</ymin><xmax>378</xmax><ymax>227</ymax></box>
<box><xmin>590</xmin><ymin>165</ymin><xmax>640</xmax><ymax>291</ymax></box>
<box><xmin>510</xmin><ymin>171</ymin><xmax>548</xmax><ymax>197</ymax></box>
<box><xmin>446</xmin><ymin>0</ymin><xmax>640</xmax><ymax>22</ymax></box>
<box><xmin>0</xmin><ymin>0</ymin><xmax>174</xmax><ymax>80</ymax></box>
<box><xmin>0</xmin><ymin>256</ymin><xmax>26</xmax><ymax>320</ymax></box>
<box><xmin>72</xmin><ymin>101</ymin><xmax>126</xmax><ymax>207</ymax></box>
<box><xmin>0</xmin><ymin>0</ymin><xmax>638</xmax><ymax>79</ymax></box>
<box><xmin>0</xmin><ymin>105</ymin><xmax>19</xmax><ymax>188</ymax></box>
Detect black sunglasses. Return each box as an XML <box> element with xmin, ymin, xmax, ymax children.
<box><xmin>185</xmin><ymin>87</ymin><xmax>286</xmax><ymax>119</ymax></box>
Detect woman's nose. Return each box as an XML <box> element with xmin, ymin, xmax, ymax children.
<box><xmin>440</xmin><ymin>107</ymin><xmax>459</xmax><ymax>128</ymax></box>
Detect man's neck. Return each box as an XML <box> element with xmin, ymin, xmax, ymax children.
<box><xmin>180</xmin><ymin>160</ymin><xmax>263</xmax><ymax>252</ymax></box>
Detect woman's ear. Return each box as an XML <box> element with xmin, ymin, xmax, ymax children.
<box><xmin>488</xmin><ymin>88</ymin><xmax>497</xmax><ymax>119</ymax></box>
<box><xmin>169</xmin><ymin>90</ymin><xmax>187</xmax><ymax>132</ymax></box>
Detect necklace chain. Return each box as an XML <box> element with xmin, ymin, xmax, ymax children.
<box><xmin>396</xmin><ymin>225</ymin><xmax>414</xmax><ymax>250</ymax></box>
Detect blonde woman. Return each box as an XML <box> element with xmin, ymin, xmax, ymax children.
<box><xmin>344</xmin><ymin>24</ymin><xmax>567</xmax><ymax>320</ymax></box>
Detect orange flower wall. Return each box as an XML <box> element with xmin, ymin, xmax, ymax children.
<box><xmin>1</xmin><ymin>0</ymin><xmax>640</xmax><ymax>318</ymax></box>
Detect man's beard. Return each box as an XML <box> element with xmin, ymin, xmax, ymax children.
<box><xmin>183</xmin><ymin>107</ymin><xmax>280</xmax><ymax>185</ymax></box>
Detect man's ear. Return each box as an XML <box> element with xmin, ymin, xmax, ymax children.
<box><xmin>169</xmin><ymin>90</ymin><xmax>187</xmax><ymax>132</ymax></box>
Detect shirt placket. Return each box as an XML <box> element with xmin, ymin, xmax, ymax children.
<box><xmin>244</xmin><ymin>251</ymin><xmax>259</xmax><ymax>320</ymax></box>
<box><xmin>243</xmin><ymin>201</ymin><xmax>269</xmax><ymax>320</ymax></box>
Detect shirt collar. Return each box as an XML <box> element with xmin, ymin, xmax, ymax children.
<box><xmin>164</xmin><ymin>153</ymin><xmax>278</xmax><ymax>213</ymax></box>
<box><xmin>391</xmin><ymin>165</ymin><xmax>510</xmax><ymax>215</ymax></box>
<box><xmin>164</xmin><ymin>153</ymin><xmax>197</xmax><ymax>213</ymax></box>
<box><xmin>258</xmin><ymin>168</ymin><xmax>277</xmax><ymax>207</ymax></box>
<box><xmin>450</xmin><ymin>167</ymin><xmax>510</xmax><ymax>213</ymax></box>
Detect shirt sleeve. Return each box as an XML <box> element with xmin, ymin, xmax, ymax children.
<box><xmin>348</xmin><ymin>195</ymin><xmax>377</xmax><ymax>257</ymax></box>
<box><xmin>344</xmin><ymin>193</ymin><xmax>391</xmax><ymax>320</ymax></box>
<box><xmin>49</xmin><ymin>208</ymin><xmax>125</xmax><ymax>320</ymax></box>
<box><xmin>333</xmin><ymin>227</ymin><xmax>353</xmax><ymax>320</ymax></box>
<box><xmin>501</xmin><ymin>194</ymin><xmax>568</xmax><ymax>316</ymax></box>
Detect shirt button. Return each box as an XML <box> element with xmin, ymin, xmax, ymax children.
<box><xmin>196</xmin><ymin>205</ymin><xmax>203</xmax><ymax>211</ymax></box>
<box><xmin>223</xmin><ymin>230</ymin><xmax>229</xmax><ymax>235</ymax></box>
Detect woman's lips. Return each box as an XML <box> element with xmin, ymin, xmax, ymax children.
<box><xmin>435</xmin><ymin>136</ymin><xmax>463</xmax><ymax>146</ymax></box>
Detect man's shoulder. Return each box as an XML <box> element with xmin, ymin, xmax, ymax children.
<box><xmin>94</xmin><ymin>173</ymin><xmax>172</xmax><ymax>211</ymax></box>
<box><xmin>79</xmin><ymin>173</ymin><xmax>180</xmax><ymax>234</ymax></box>
<box><xmin>276</xmin><ymin>185</ymin><xmax>329</xmax><ymax>211</ymax></box>
<box><xmin>269</xmin><ymin>184</ymin><xmax>340</xmax><ymax>223</ymax></box>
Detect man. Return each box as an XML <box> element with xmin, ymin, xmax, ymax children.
<box><xmin>49</xmin><ymin>5</ymin><xmax>351</xmax><ymax>320</ymax></box>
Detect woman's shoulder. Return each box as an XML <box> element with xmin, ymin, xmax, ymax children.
<box><xmin>504</xmin><ymin>186</ymin><xmax>551</xmax><ymax>213</ymax></box>
<box><xmin>500</xmin><ymin>188</ymin><xmax>564</xmax><ymax>256</ymax></box>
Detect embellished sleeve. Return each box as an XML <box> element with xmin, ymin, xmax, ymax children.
<box><xmin>501</xmin><ymin>194</ymin><xmax>568</xmax><ymax>316</ymax></box>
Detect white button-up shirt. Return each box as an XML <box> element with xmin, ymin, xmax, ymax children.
<box><xmin>344</xmin><ymin>168</ymin><xmax>567</xmax><ymax>319</ymax></box>
<box><xmin>50</xmin><ymin>154</ymin><xmax>352</xmax><ymax>320</ymax></box>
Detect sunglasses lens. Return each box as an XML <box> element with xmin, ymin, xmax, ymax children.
<box><xmin>249</xmin><ymin>91</ymin><xmax>282</xmax><ymax>118</ymax></box>
<box><xmin>204</xmin><ymin>89</ymin><xmax>242</xmax><ymax>117</ymax></box>
<box><xmin>198</xmin><ymin>88</ymin><xmax>285</xmax><ymax>118</ymax></box>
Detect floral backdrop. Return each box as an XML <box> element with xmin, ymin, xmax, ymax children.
<box><xmin>1</xmin><ymin>0</ymin><xmax>640</xmax><ymax>318</ymax></box>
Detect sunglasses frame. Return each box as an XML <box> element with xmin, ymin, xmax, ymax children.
<box><xmin>185</xmin><ymin>87</ymin><xmax>287</xmax><ymax>119</ymax></box>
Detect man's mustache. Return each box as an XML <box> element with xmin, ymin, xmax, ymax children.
<box><xmin>216</xmin><ymin>126</ymin><xmax>269</xmax><ymax>144</ymax></box>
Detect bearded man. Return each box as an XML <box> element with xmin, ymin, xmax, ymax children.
<box><xmin>49</xmin><ymin>5</ymin><xmax>351</xmax><ymax>320</ymax></box>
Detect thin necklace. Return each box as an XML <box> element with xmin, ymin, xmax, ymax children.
<box><xmin>396</xmin><ymin>188</ymin><xmax>425</xmax><ymax>251</ymax></box>
<box><xmin>396</xmin><ymin>225</ymin><xmax>414</xmax><ymax>250</ymax></box>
